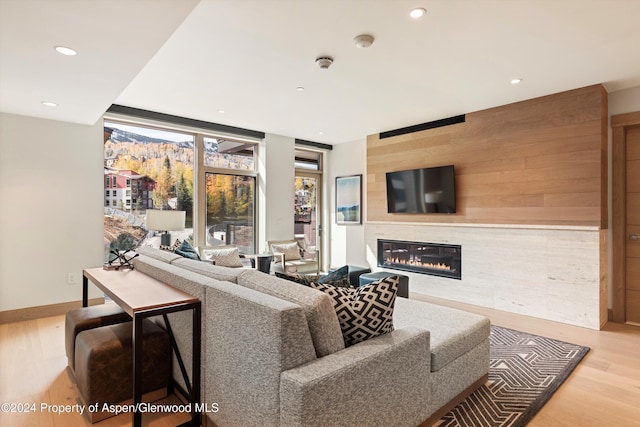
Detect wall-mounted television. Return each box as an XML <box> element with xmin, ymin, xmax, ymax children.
<box><xmin>386</xmin><ymin>165</ymin><xmax>456</xmax><ymax>214</ymax></box>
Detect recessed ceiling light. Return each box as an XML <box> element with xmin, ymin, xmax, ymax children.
<box><xmin>42</xmin><ymin>101</ymin><xmax>57</xmax><ymax>107</ymax></box>
<box><xmin>296</xmin><ymin>87</ymin><xmax>305</xmax><ymax>92</ymax></box>
<box><xmin>410</xmin><ymin>8</ymin><xmax>427</xmax><ymax>19</ymax></box>
<box><xmin>318</xmin><ymin>131</ymin><xmax>324</xmax><ymax>135</ymax></box>
<box><xmin>217</xmin><ymin>110</ymin><xmax>225</xmax><ymax>114</ymax></box>
<box><xmin>510</xmin><ymin>78</ymin><xmax>523</xmax><ymax>85</ymax></box>
<box><xmin>54</xmin><ymin>46</ymin><xmax>77</xmax><ymax>56</ymax></box>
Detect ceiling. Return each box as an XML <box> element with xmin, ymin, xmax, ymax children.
<box><xmin>2</xmin><ymin>0</ymin><xmax>640</xmax><ymax>144</ymax></box>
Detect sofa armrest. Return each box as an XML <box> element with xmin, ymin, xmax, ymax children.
<box><xmin>280</xmin><ymin>327</ymin><xmax>432</xmax><ymax>427</ymax></box>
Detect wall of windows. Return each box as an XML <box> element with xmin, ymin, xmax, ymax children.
<box><xmin>103</xmin><ymin>118</ymin><xmax>258</xmax><ymax>254</ymax></box>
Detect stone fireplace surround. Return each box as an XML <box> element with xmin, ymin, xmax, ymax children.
<box><xmin>365</xmin><ymin>222</ymin><xmax>607</xmax><ymax>330</ymax></box>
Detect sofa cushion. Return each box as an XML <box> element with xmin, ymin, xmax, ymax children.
<box><xmin>309</xmin><ymin>275</ymin><xmax>398</xmax><ymax>347</ymax></box>
<box><xmin>236</xmin><ymin>270</ymin><xmax>345</xmax><ymax>357</ymax></box>
<box><xmin>175</xmin><ymin>240</ymin><xmax>201</xmax><ymax>261</ymax></box>
<box><xmin>204</xmin><ymin>247</ymin><xmax>243</xmax><ymax>267</ymax></box>
<box><xmin>171</xmin><ymin>257</ymin><xmax>244</xmax><ymax>284</ymax></box>
<box><xmin>136</xmin><ymin>246</ymin><xmax>182</xmax><ymax>263</ymax></box>
<box><xmin>393</xmin><ymin>297</ymin><xmax>491</xmax><ymax>372</ymax></box>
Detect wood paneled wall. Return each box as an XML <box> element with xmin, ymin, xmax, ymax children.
<box><xmin>367</xmin><ymin>85</ymin><xmax>608</xmax><ymax>227</ymax></box>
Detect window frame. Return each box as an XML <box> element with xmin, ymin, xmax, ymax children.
<box><xmin>103</xmin><ymin>115</ymin><xmax>260</xmax><ymax>249</ymax></box>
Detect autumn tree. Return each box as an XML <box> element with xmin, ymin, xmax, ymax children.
<box><xmin>176</xmin><ymin>174</ymin><xmax>192</xmax><ymax>216</ymax></box>
<box><xmin>152</xmin><ymin>155</ymin><xmax>173</xmax><ymax>209</ymax></box>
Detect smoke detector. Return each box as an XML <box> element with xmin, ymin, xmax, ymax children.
<box><xmin>353</xmin><ymin>34</ymin><xmax>374</xmax><ymax>48</ymax></box>
<box><xmin>315</xmin><ymin>56</ymin><xmax>333</xmax><ymax>69</ymax></box>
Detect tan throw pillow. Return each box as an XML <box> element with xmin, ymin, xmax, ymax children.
<box><xmin>270</xmin><ymin>242</ymin><xmax>301</xmax><ymax>261</ymax></box>
<box><xmin>201</xmin><ymin>247</ymin><xmax>243</xmax><ymax>268</ymax></box>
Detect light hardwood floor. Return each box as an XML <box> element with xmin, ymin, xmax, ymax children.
<box><xmin>1</xmin><ymin>297</ymin><xmax>639</xmax><ymax>426</ymax></box>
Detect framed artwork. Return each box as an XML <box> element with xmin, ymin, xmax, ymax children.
<box><xmin>335</xmin><ymin>174</ymin><xmax>362</xmax><ymax>225</ymax></box>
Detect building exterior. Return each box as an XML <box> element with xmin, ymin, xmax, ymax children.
<box><xmin>104</xmin><ymin>169</ymin><xmax>155</xmax><ymax>211</ymax></box>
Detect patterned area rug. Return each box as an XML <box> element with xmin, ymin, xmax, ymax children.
<box><xmin>437</xmin><ymin>325</ymin><xmax>590</xmax><ymax>427</ymax></box>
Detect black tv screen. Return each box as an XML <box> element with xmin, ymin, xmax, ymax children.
<box><xmin>386</xmin><ymin>165</ymin><xmax>456</xmax><ymax>214</ymax></box>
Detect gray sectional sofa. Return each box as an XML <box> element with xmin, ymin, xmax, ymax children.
<box><xmin>132</xmin><ymin>246</ymin><xmax>490</xmax><ymax>427</ymax></box>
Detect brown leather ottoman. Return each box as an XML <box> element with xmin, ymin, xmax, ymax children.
<box><xmin>74</xmin><ymin>319</ymin><xmax>171</xmax><ymax>423</ymax></box>
<box><xmin>65</xmin><ymin>304</ymin><xmax>131</xmax><ymax>374</ymax></box>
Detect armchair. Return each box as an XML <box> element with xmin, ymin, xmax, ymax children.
<box><xmin>267</xmin><ymin>239</ymin><xmax>319</xmax><ymax>275</ymax></box>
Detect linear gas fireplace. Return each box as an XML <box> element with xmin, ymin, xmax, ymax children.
<box><xmin>377</xmin><ymin>239</ymin><xmax>461</xmax><ymax>280</ymax></box>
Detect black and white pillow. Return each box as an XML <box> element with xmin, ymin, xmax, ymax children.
<box><xmin>309</xmin><ymin>275</ymin><xmax>399</xmax><ymax>347</ymax></box>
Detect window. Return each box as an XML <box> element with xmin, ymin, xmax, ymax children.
<box><xmin>105</xmin><ymin>190</ymin><xmax>110</xmax><ymax>197</ymax></box>
<box><xmin>104</xmin><ymin>118</ymin><xmax>259</xmax><ymax>254</ymax></box>
<box><xmin>105</xmin><ymin>177</ymin><xmax>110</xmax><ymax>187</ymax></box>
<box><xmin>295</xmin><ymin>149</ymin><xmax>322</xmax><ymax>170</ymax></box>
<box><xmin>104</xmin><ymin>121</ymin><xmax>195</xmax><ymax>255</ymax></box>
<box><xmin>205</xmin><ymin>173</ymin><xmax>255</xmax><ymax>253</ymax></box>
<box><xmin>204</xmin><ymin>137</ymin><xmax>254</xmax><ymax>170</ymax></box>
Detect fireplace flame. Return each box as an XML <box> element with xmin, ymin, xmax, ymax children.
<box><xmin>386</xmin><ymin>257</ymin><xmax>453</xmax><ymax>271</ymax></box>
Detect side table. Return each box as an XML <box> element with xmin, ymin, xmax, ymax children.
<box><xmin>245</xmin><ymin>253</ymin><xmax>274</xmax><ymax>274</ymax></box>
<box><xmin>82</xmin><ymin>267</ymin><xmax>201</xmax><ymax>427</ymax></box>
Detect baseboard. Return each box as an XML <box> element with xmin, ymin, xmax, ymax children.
<box><xmin>419</xmin><ymin>373</ymin><xmax>489</xmax><ymax>426</ymax></box>
<box><xmin>0</xmin><ymin>298</ymin><xmax>105</xmax><ymax>324</ymax></box>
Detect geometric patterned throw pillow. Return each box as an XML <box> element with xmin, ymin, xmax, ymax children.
<box><xmin>309</xmin><ymin>275</ymin><xmax>399</xmax><ymax>347</ymax></box>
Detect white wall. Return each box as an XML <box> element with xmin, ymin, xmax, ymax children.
<box><xmin>326</xmin><ymin>139</ymin><xmax>368</xmax><ymax>268</ymax></box>
<box><xmin>609</xmin><ymin>85</ymin><xmax>640</xmax><ymax>115</ymax></box>
<box><xmin>0</xmin><ymin>113</ymin><xmax>104</xmax><ymax>311</ymax></box>
<box><xmin>258</xmin><ymin>133</ymin><xmax>295</xmax><ymax>252</ymax></box>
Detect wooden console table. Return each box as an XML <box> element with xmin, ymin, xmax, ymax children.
<box><xmin>83</xmin><ymin>267</ymin><xmax>201</xmax><ymax>427</ymax></box>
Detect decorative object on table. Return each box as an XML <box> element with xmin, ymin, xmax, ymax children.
<box><xmin>439</xmin><ymin>326</ymin><xmax>589</xmax><ymax>427</ymax></box>
<box><xmin>335</xmin><ymin>174</ymin><xmax>362</xmax><ymax>224</ymax></box>
<box><xmin>146</xmin><ymin>209</ymin><xmax>186</xmax><ymax>247</ymax></box>
<box><xmin>103</xmin><ymin>249</ymin><xmax>138</xmax><ymax>270</ymax></box>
